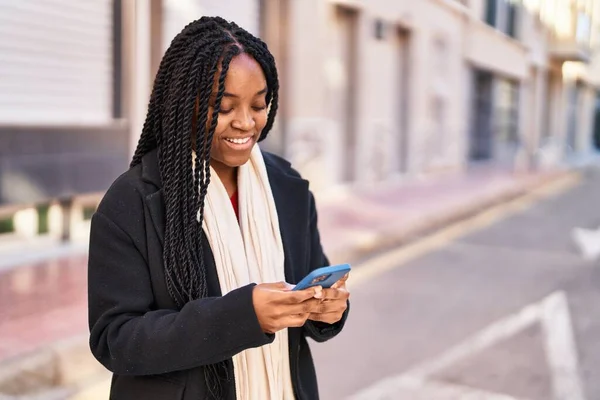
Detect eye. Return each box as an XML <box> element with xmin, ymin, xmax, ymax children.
<box><xmin>219</xmin><ymin>108</ymin><xmax>233</xmax><ymax>115</ymax></box>
<box><xmin>252</xmin><ymin>105</ymin><xmax>267</xmax><ymax>112</ymax></box>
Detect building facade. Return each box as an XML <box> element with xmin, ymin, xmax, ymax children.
<box><xmin>0</xmin><ymin>0</ymin><xmax>129</xmax><ymax>238</ymax></box>
<box><xmin>1</xmin><ymin>0</ymin><xmax>599</xmax><ymax>239</ymax></box>
<box><xmin>260</xmin><ymin>0</ymin><xmax>600</xmax><ymax>190</ymax></box>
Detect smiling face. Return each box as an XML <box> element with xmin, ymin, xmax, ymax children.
<box><xmin>207</xmin><ymin>53</ymin><xmax>268</xmax><ymax>177</ymax></box>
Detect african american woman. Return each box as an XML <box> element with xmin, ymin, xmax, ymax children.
<box><xmin>87</xmin><ymin>16</ymin><xmax>350</xmax><ymax>400</ymax></box>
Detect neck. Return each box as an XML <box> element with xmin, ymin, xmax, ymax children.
<box><xmin>211</xmin><ymin>160</ymin><xmax>238</xmax><ymax>197</ymax></box>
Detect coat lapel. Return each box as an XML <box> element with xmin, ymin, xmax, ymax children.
<box><xmin>264</xmin><ymin>156</ymin><xmax>310</xmax><ymax>284</ymax></box>
<box><xmin>141</xmin><ymin>150</ymin><xmax>166</xmax><ymax>245</ymax></box>
<box><xmin>145</xmin><ymin>190</ymin><xmax>165</xmax><ymax>244</ymax></box>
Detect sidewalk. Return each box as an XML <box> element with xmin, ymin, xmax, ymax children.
<box><xmin>0</xmin><ymin>165</ymin><xmax>576</xmax><ymax>397</ymax></box>
<box><xmin>317</xmin><ymin>166</ymin><xmax>572</xmax><ymax>265</ymax></box>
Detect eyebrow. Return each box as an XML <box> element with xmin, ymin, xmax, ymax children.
<box><xmin>223</xmin><ymin>87</ymin><xmax>267</xmax><ymax>98</ymax></box>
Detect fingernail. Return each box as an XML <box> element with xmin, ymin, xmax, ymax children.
<box><xmin>314</xmin><ymin>286</ymin><xmax>323</xmax><ymax>299</ymax></box>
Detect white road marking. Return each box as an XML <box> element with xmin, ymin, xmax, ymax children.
<box><xmin>541</xmin><ymin>293</ymin><xmax>586</xmax><ymax>400</ymax></box>
<box><xmin>404</xmin><ymin>300</ymin><xmax>542</xmax><ymax>379</ymax></box>
<box><xmin>571</xmin><ymin>227</ymin><xmax>600</xmax><ymax>261</ymax></box>
<box><xmin>348</xmin><ymin>291</ymin><xmax>585</xmax><ymax>400</ymax></box>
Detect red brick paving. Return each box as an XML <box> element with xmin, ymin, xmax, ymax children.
<box><xmin>0</xmin><ymin>255</ymin><xmax>88</xmax><ymax>362</ymax></box>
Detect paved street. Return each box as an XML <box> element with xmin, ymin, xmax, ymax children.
<box><xmin>313</xmin><ymin>168</ymin><xmax>600</xmax><ymax>400</ymax></box>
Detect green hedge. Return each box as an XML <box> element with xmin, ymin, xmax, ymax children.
<box><xmin>37</xmin><ymin>204</ymin><xmax>50</xmax><ymax>234</ymax></box>
<box><xmin>0</xmin><ymin>217</ymin><xmax>14</xmax><ymax>234</ymax></box>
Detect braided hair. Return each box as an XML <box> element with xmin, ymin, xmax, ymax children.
<box><xmin>130</xmin><ymin>17</ymin><xmax>279</xmax><ymax>397</ymax></box>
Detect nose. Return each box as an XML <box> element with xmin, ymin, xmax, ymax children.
<box><xmin>231</xmin><ymin>108</ymin><xmax>256</xmax><ymax>132</ymax></box>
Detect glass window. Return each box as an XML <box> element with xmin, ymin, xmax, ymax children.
<box><xmin>486</xmin><ymin>0</ymin><xmax>498</xmax><ymax>25</ymax></box>
<box><xmin>495</xmin><ymin>79</ymin><xmax>520</xmax><ymax>145</ymax></box>
<box><xmin>506</xmin><ymin>0</ymin><xmax>518</xmax><ymax>38</ymax></box>
<box><xmin>485</xmin><ymin>0</ymin><xmax>520</xmax><ymax>39</ymax></box>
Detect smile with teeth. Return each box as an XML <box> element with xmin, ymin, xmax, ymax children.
<box><xmin>224</xmin><ymin>137</ymin><xmax>252</xmax><ymax>144</ymax></box>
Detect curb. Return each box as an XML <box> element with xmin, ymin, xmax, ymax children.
<box><xmin>327</xmin><ymin>170</ymin><xmax>578</xmax><ymax>266</ymax></box>
<box><xmin>0</xmin><ymin>335</ymin><xmax>108</xmax><ymax>399</ymax></box>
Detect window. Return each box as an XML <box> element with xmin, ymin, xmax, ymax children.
<box><xmin>486</xmin><ymin>0</ymin><xmax>497</xmax><ymax>25</ymax></box>
<box><xmin>506</xmin><ymin>1</ymin><xmax>518</xmax><ymax>37</ymax></box>
<box><xmin>470</xmin><ymin>70</ymin><xmax>494</xmax><ymax>161</ymax></box>
<box><xmin>429</xmin><ymin>37</ymin><xmax>449</xmax><ymax>163</ymax></box>
<box><xmin>495</xmin><ymin>79</ymin><xmax>520</xmax><ymax>145</ymax></box>
<box><xmin>576</xmin><ymin>11</ymin><xmax>591</xmax><ymax>45</ymax></box>
<box><xmin>485</xmin><ymin>0</ymin><xmax>520</xmax><ymax>38</ymax></box>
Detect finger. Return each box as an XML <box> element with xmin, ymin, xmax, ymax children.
<box><xmin>313</xmin><ymin>285</ymin><xmax>323</xmax><ymax>299</ymax></box>
<box><xmin>331</xmin><ymin>273</ymin><xmax>350</xmax><ymax>289</ymax></box>
<box><xmin>308</xmin><ymin>312</ymin><xmax>343</xmax><ymax>324</ymax></box>
<box><xmin>281</xmin><ymin>282</ymin><xmax>295</xmax><ymax>292</ymax></box>
<box><xmin>314</xmin><ymin>299</ymin><xmax>348</xmax><ymax>314</ymax></box>
<box><xmin>263</xmin><ymin>281</ymin><xmax>291</xmax><ymax>291</ymax></box>
<box><xmin>321</xmin><ymin>287</ymin><xmax>350</xmax><ymax>301</ymax></box>
<box><xmin>283</xmin><ymin>313</ymin><xmax>311</xmax><ymax>328</ymax></box>
<box><xmin>321</xmin><ymin>288</ymin><xmax>342</xmax><ymax>300</ymax></box>
<box><xmin>283</xmin><ymin>286</ymin><xmax>323</xmax><ymax>304</ymax></box>
<box><xmin>287</xmin><ymin>298</ymin><xmax>322</xmax><ymax>315</ymax></box>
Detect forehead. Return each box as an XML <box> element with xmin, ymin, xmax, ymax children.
<box><xmin>222</xmin><ymin>53</ymin><xmax>266</xmax><ymax>93</ymax></box>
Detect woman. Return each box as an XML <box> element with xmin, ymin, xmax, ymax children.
<box><xmin>88</xmin><ymin>16</ymin><xmax>350</xmax><ymax>400</ymax></box>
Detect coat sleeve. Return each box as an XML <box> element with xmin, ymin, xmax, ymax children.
<box><xmin>88</xmin><ymin>186</ymin><xmax>273</xmax><ymax>376</ymax></box>
<box><xmin>302</xmin><ymin>191</ymin><xmax>349</xmax><ymax>343</ymax></box>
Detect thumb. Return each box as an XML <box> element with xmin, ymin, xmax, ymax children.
<box><xmin>291</xmin><ymin>286</ymin><xmax>323</xmax><ymax>303</ymax></box>
<box><xmin>260</xmin><ymin>281</ymin><xmax>290</xmax><ymax>291</ymax></box>
<box><xmin>275</xmin><ymin>281</ymin><xmax>292</xmax><ymax>290</ymax></box>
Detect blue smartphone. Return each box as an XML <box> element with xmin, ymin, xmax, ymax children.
<box><xmin>292</xmin><ymin>264</ymin><xmax>351</xmax><ymax>291</ymax></box>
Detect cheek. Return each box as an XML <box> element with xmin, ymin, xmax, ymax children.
<box><xmin>205</xmin><ymin>109</ymin><xmax>229</xmax><ymax>136</ymax></box>
<box><xmin>204</xmin><ymin>111</ymin><xmax>226</xmax><ymax>155</ymax></box>
<box><xmin>256</xmin><ymin>111</ymin><xmax>268</xmax><ymax>132</ymax></box>
<box><xmin>214</xmin><ymin>115</ymin><xmax>229</xmax><ymax>137</ymax></box>
<box><xmin>211</xmin><ymin>115</ymin><xmax>234</xmax><ymax>156</ymax></box>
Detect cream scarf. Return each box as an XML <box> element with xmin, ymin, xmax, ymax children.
<box><xmin>197</xmin><ymin>145</ymin><xmax>295</xmax><ymax>400</ymax></box>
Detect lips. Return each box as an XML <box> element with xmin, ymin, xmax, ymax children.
<box><xmin>224</xmin><ymin>137</ymin><xmax>252</xmax><ymax>145</ymax></box>
<box><xmin>222</xmin><ymin>135</ymin><xmax>255</xmax><ymax>151</ymax></box>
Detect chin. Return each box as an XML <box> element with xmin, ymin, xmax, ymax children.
<box><xmin>220</xmin><ymin>152</ymin><xmax>253</xmax><ymax>168</ymax></box>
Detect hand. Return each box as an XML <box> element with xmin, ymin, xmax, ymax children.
<box><xmin>252</xmin><ymin>282</ymin><xmax>323</xmax><ymax>334</ymax></box>
<box><xmin>308</xmin><ymin>273</ymin><xmax>350</xmax><ymax>324</ymax></box>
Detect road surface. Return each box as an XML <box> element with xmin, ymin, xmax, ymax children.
<box><xmin>313</xmin><ymin>168</ymin><xmax>600</xmax><ymax>400</ymax></box>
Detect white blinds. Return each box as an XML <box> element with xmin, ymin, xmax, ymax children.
<box><xmin>0</xmin><ymin>0</ymin><xmax>113</xmax><ymax>125</ymax></box>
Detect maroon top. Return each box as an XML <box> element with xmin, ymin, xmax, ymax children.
<box><xmin>230</xmin><ymin>191</ymin><xmax>239</xmax><ymax>220</ymax></box>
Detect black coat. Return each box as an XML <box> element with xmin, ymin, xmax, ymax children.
<box><xmin>88</xmin><ymin>149</ymin><xmax>348</xmax><ymax>400</ymax></box>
